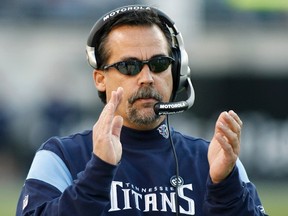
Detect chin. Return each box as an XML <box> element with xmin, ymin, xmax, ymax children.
<box><xmin>127</xmin><ymin>106</ymin><xmax>161</xmax><ymax>126</ymax></box>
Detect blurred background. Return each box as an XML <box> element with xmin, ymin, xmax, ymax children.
<box><xmin>0</xmin><ymin>0</ymin><xmax>287</xmax><ymax>215</ymax></box>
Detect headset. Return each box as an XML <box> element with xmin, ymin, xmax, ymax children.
<box><xmin>86</xmin><ymin>5</ymin><xmax>195</xmax><ymax>115</ymax></box>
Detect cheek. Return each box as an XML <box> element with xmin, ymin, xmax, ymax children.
<box><xmin>168</xmin><ymin>74</ymin><xmax>173</xmax><ymax>93</ymax></box>
<box><xmin>104</xmin><ymin>74</ymin><xmax>122</xmax><ymax>99</ymax></box>
<box><xmin>105</xmin><ymin>74</ymin><xmax>132</xmax><ymax>103</ymax></box>
<box><xmin>159</xmin><ymin>72</ymin><xmax>173</xmax><ymax>100</ymax></box>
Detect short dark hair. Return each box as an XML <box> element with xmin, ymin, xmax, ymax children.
<box><xmin>94</xmin><ymin>9</ymin><xmax>173</xmax><ymax>104</ymax></box>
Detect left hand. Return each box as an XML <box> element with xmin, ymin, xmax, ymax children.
<box><xmin>208</xmin><ymin>110</ymin><xmax>243</xmax><ymax>184</ymax></box>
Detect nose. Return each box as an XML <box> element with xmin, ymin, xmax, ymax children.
<box><xmin>137</xmin><ymin>64</ymin><xmax>154</xmax><ymax>86</ymax></box>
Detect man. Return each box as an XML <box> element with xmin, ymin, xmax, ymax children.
<box><xmin>16</xmin><ymin>5</ymin><xmax>267</xmax><ymax>216</ymax></box>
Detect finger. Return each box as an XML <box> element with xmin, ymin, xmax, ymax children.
<box><xmin>97</xmin><ymin>87</ymin><xmax>123</xmax><ymax>124</ymax></box>
<box><xmin>217</xmin><ymin>121</ymin><xmax>240</xmax><ymax>152</ymax></box>
<box><xmin>221</xmin><ymin>111</ymin><xmax>242</xmax><ymax>136</ymax></box>
<box><xmin>111</xmin><ymin>115</ymin><xmax>123</xmax><ymax>137</ymax></box>
<box><xmin>214</xmin><ymin>112</ymin><xmax>227</xmax><ymax>133</ymax></box>
<box><xmin>228</xmin><ymin>110</ymin><xmax>243</xmax><ymax>128</ymax></box>
<box><xmin>98</xmin><ymin>100</ymin><xmax>115</xmax><ymax>124</ymax></box>
<box><xmin>110</xmin><ymin>87</ymin><xmax>123</xmax><ymax>109</ymax></box>
<box><xmin>94</xmin><ymin>94</ymin><xmax>117</xmax><ymax>136</ymax></box>
<box><xmin>215</xmin><ymin>132</ymin><xmax>234</xmax><ymax>154</ymax></box>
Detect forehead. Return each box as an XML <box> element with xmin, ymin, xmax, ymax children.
<box><xmin>106</xmin><ymin>25</ymin><xmax>169</xmax><ymax>61</ymax></box>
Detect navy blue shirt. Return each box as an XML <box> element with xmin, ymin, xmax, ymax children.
<box><xmin>16</xmin><ymin>123</ymin><xmax>267</xmax><ymax>215</ymax></box>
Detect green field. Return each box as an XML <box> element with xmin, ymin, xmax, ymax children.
<box><xmin>1</xmin><ymin>180</ymin><xmax>287</xmax><ymax>215</ymax></box>
<box><xmin>0</xmin><ymin>180</ymin><xmax>23</xmax><ymax>216</ymax></box>
<box><xmin>256</xmin><ymin>181</ymin><xmax>288</xmax><ymax>216</ymax></box>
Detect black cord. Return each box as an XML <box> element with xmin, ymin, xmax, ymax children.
<box><xmin>166</xmin><ymin>115</ymin><xmax>180</xmax><ymax>216</ymax></box>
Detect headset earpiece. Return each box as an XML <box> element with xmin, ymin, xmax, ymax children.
<box><xmin>171</xmin><ymin>47</ymin><xmax>181</xmax><ymax>100</ymax></box>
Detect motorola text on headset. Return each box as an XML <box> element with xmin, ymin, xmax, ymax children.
<box><xmin>86</xmin><ymin>5</ymin><xmax>195</xmax><ymax>115</ymax></box>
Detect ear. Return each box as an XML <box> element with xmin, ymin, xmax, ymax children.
<box><xmin>93</xmin><ymin>69</ymin><xmax>106</xmax><ymax>92</ymax></box>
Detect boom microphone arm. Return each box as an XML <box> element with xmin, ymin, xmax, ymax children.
<box><xmin>154</xmin><ymin>77</ymin><xmax>195</xmax><ymax>115</ymax></box>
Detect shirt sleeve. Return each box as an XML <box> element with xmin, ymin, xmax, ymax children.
<box><xmin>16</xmin><ymin>151</ymin><xmax>118</xmax><ymax>216</ymax></box>
<box><xmin>203</xmin><ymin>164</ymin><xmax>268</xmax><ymax>216</ymax></box>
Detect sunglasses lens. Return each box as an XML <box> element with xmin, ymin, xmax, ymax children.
<box><xmin>116</xmin><ymin>61</ymin><xmax>141</xmax><ymax>75</ymax></box>
<box><xmin>106</xmin><ymin>57</ymin><xmax>174</xmax><ymax>75</ymax></box>
<box><xmin>149</xmin><ymin>57</ymin><xmax>172</xmax><ymax>73</ymax></box>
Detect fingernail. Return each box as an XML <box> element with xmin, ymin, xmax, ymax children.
<box><xmin>229</xmin><ymin>110</ymin><xmax>235</xmax><ymax>114</ymax></box>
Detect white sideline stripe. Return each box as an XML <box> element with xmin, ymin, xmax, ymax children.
<box><xmin>27</xmin><ymin>150</ymin><xmax>73</xmax><ymax>192</ymax></box>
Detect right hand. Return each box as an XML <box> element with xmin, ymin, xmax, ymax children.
<box><xmin>92</xmin><ymin>87</ymin><xmax>124</xmax><ymax>165</ymax></box>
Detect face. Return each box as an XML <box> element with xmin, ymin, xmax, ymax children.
<box><xmin>94</xmin><ymin>25</ymin><xmax>173</xmax><ymax>130</ymax></box>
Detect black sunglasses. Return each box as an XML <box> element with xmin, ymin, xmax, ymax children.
<box><xmin>101</xmin><ymin>56</ymin><xmax>174</xmax><ymax>76</ymax></box>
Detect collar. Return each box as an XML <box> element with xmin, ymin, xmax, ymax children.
<box><xmin>120</xmin><ymin>122</ymin><xmax>172</xmax><ymax>151</ymax></box>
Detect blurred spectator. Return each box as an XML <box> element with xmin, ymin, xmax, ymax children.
<box><xmin>40</xmin><ymin>97</ymin><xmax>81</xmax><ymax>138</ymax></box>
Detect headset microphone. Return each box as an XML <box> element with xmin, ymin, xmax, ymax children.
<box><xmin>154</xmin><ymin>77</ymin><xmax>195</xmax><ymax>115</ymax></box>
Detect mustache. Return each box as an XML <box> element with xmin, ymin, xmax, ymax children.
<box><xmin>128</xmin><ymin>86</ymin><xmax>163</xmax><ymax>104</ymax></box>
